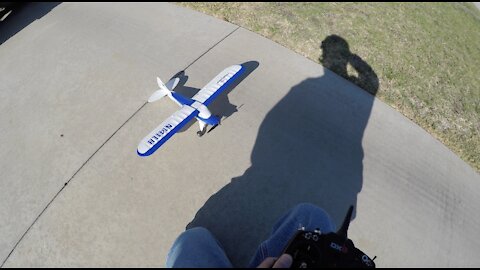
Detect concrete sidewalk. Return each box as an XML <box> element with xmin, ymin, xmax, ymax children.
<box><xmin>1</xmin><ymin>2</ymin><xmax>479</xmax><ymax>267</ymax></box>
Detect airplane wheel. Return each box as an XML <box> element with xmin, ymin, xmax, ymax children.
<box><xmin>197</xmin><ymin>131</ymin><xmax>203</xmax><ymax>137</ymax></box>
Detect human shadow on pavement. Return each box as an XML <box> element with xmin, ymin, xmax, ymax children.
<box><xmin>173</xmin><ymin>61</ymin><xmax>259</xmax><ymax>133</ymax></box>
<box><xmin>187</xmin><ymin>35</ymin><xmax>379</xmax><ymax>267</ymax></box>
<box><xmin>0</xmin><ymin>2</ymin><xmax>60</xmax><ymax>45</ymax></box>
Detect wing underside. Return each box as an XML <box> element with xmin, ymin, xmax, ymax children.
<box><xmin>192</xmin><ymin>64</ymin><xmax>244</xmax><ymax>106</ymax></box>
<box><xmin>137</xmin><ymin>106</ymin><xmax>198</xmax><ymax>156</ymax></box>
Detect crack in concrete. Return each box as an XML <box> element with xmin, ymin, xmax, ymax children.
<box><xmin>0</xmin><ymin>25</ymin><xmax>240</xmax><ymax>268</ymax></box>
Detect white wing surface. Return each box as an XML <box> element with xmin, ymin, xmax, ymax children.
<box><xmin>192</xmin><ymin>65</ymin><xmax>244</xmax><ymax>106</ymax></box>
<box><xmin>137</xmin><ymin>106</ymin><xmax>198</xmax><ymax>156</ymax></box>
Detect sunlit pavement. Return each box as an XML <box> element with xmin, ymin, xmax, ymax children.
<box><xmin>1</xmin><ymin>2</ymin><xmax>479</xmax><ymax>267</ymax></box>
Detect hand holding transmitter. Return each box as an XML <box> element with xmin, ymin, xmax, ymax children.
<box><xmin>282</xmin><ymin>206</ymin><xmax>376</xmax><ymax>268</ymax></box>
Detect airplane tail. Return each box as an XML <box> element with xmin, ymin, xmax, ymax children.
<box><xmin>148</xmin><ymin>77</ymin><xmax>179</xmax><ymax>103</ymax></box>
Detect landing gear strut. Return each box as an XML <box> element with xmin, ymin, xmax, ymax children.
<box><xmin>197</xmin><ymin>115</ymin><xmax>220</xmax><ymax>137</ymax></box>
<box><xmin>197</xmin><ymin>126</ymin><xmax>207</xmax><ymax>137</ymax></box>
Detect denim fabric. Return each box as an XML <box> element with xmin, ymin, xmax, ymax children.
<box><xmin>166</xmin><ymin>227</ymin><xmax>233</xmax><ymax>268</ymax></box>
<box><xmin>166</xmin><ymin>203</ymin><xmax>336</xmax><ymax>268</ymax></box>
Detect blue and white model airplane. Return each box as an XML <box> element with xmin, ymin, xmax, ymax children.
<box><xmin>137</xmin><ymin>64</ymin><xmax>244</xmax><ymax>157</ymax></box>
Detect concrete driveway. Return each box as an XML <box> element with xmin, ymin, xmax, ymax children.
<box><xmin>1</xmin><ymin>2</ymin><xmax>479</xmax><ymax>267</ymax></box>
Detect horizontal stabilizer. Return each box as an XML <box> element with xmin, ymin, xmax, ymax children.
<box><xmin>165</xmin><ymin>77</ymin><xmax>180</xmax><ymax>91</ymax></box>
<box><xmin>148</xmin><ymin>90</ymin><xmax>167</xmax><ymax>103</ymax></box>
<box><xmin>149</xmin><ymin>76</ymin><xmax>178</xmax><ymax>103</ymax></box>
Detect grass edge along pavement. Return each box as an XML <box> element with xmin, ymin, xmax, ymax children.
<box><xmin>177</xmin><ymin>2</ymin><xmax>480</xmax><ymax>173</ymax></box>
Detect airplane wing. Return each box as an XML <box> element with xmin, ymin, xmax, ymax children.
<box><xmin>137</xmin><ymin>106</ymin><xmax>198</xmax><ymax>156</ymax></box>
<box><xmin>192</xmin><ymin>64</ymin><xmax>245</xmax><ymax>106</ymax></box>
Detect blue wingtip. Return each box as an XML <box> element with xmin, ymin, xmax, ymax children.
<box><xmin>137</xmin><ymin>149</ymin><xmax>149</xmax><ymax>157</ymax></box>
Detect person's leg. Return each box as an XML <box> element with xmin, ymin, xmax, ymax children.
<box><xmin>166</xmin><ymin>227</ymin><xmax>233</xmax><ymax>268</ymax></box>
<box><xmin>248</xmin><ymin>203</ymin><xmax>336</xmax><ymax>267</ymax></box>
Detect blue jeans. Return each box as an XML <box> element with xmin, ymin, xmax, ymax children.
<box><xmin>166</xmin><ymin>203</ymin><xmax>336</xmax><ymax>268</ymax></box>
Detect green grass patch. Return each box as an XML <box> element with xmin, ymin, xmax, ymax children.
<box><xmin>179</xmin><ymin>2</ymin><xmax>480</xmax><ymax>172</ymax></box>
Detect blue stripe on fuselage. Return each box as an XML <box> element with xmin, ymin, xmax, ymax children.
<box><xmin>171</xmin><ymin>92</ymin><xmax>195</xmax><ymax>106</ymax></box>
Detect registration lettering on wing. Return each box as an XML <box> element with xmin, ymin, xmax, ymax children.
<box><xmin>147</xmin><ymin>123</ymin><xmax>174</xmax><ymax>145</ymax></box>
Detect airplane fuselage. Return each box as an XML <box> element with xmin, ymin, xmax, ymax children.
<box><xmin>138</xmin><ymin>64</ymin><xmax>243</xmax><ymax>156</ymax></box>
<box><xmin>169</xmin><ymin>91</ymin><xmax>220</xmax><ymax>126</ymax></box>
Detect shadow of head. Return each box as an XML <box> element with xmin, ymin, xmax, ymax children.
<box><xmin>186</xmin><ymin>37</ymin><xmax>378</xmax><ymax>267</ymax></box>
<box><xmin>320</xmin><ymin>35</ymin><xmax>379</xmax><ymax>95</ymax></box>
